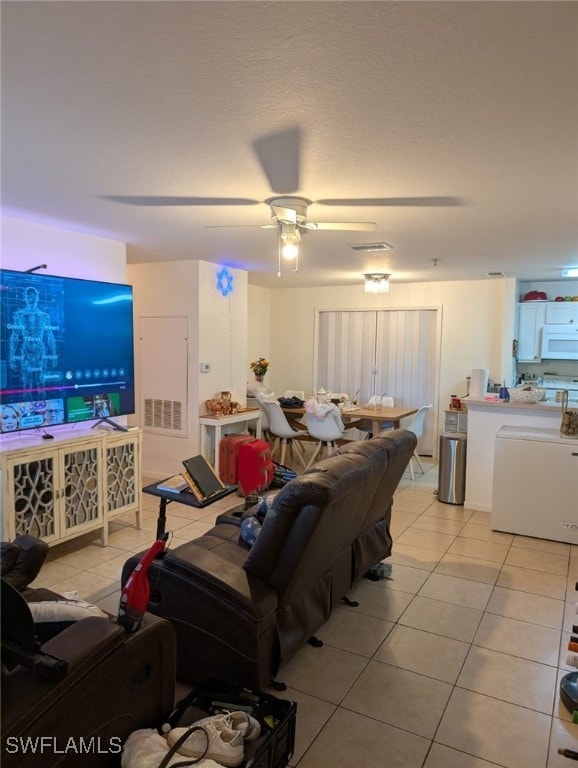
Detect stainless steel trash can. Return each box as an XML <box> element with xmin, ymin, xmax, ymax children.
<box><xmin>438</xmin><ymin>432</ymin><xmax>467</xmax><ymax>505</ymax></box>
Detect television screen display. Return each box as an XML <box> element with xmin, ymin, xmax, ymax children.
<box><xmin>0</xmin><ymin>269</ymin><xmax>135</xmax><ymax>434</ymax></box>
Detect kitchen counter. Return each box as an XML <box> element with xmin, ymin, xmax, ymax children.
<box><xmin>465</xmin><ymin>397</ymin><xmax>575</xmax><ymax>412</ymax></box>
<box><xmin>463</xmin><ymin>397</ymin><xmax>567</xmax><ymax>511</ymax></box>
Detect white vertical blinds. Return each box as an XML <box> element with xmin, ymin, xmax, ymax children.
<box><xmin>315</xmin><ymin>309</ymin><xmax>439</xmax><ymax>454</ymax></box>
<box><xmin>317</xmin><ymin>311</ymin><xmax>377</xmax><ymax>402</ymax></box>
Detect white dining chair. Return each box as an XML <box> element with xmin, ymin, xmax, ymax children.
<box><xmin>304</xmin><ymin>404</ymin><xmax>347</xmax><ymax>470</ymax></box>
<box><xmin>406</xmin><ymin>404</ymin><xmax>432</xmax><ymax>480</ymax></box>
<box><xmin>257</xmin><ymin>400</ymin><xmax>308</xmax><ymax>468</ymax></box>
<box><xmin>358</xmin><ymin>395</ymin><xmax>395</xmax><ymax>438</ymax></box>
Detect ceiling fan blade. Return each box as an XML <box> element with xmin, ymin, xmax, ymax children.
<box><xmin>252</xmin><ymin>127</ymin><xmax>301</xmax><ymax>194</ymax></box>
<box><xmin>315</xmin><ymin>196</ymin><xmax>465</xmax><ymax>207</ymax></box>
<box><xmin>203</xmin><ymin>223</ymin><xmax>277</xmax><ymax>229</ymax></box>
<box><xmin>271</xmin><ymin>205</ymin><xmax>297</xmax><ymax>224</ymax></box>
<box><xmin>102</xmin><ymin>196</ymin><xmax>260</xmax><ymax>206</ymax></box>
<box><xmin>304</xmin><ymin>222</ymin><xmax>376</xmax><ymax>231</ymax></box>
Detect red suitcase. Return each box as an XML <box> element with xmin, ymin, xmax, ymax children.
<box><xmin>237</xmin><ymin>438</ymin><xmax>274</xmax><ymax>496</ymax></box>
<box><xmin>218</xmin><ymin>434</ymin><xmax>254</xmax><ymax>484</ymax></box>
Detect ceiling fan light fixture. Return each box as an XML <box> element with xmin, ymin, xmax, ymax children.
<box><xmin>280</xmin><ymin>223</ymin><xmax>299</xmax><ymax>260</ymax></box>
<box><xmin>281</xmin><ymin>238</ymin><xmax>299</xmax><ymax>260</ymax></box>
<box><xmin>363</xmin><ymin>273</ymin><xmax>390</xmax><ymax>294</ymax></box>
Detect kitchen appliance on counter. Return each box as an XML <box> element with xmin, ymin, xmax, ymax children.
<box><xmin>539</xmin><ymin>375</ymin><xmax>578</xmax><ymax>403</ymax></box>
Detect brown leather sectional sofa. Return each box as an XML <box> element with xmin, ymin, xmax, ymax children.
<box><xmin>122</xmin><ymin>429</ymin><xmax>417</xmax><ymax>689</ymax></box>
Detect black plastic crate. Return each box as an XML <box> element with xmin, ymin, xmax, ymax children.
<box><xmin>164</xmin><ymin>677</ymin><xmax>296</xmax><ymax>768</ymax></box>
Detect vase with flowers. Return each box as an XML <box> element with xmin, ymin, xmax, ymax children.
<box><xmin>249</xmin><ymin>357</ymin><xmax>269</xmax><ymax>383</ymax></box>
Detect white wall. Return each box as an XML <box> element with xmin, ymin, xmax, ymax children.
<box><xmin>261</xmin><ymin>278</ymin><xmax>517</xmax><ymax>414</ymax></box>
<box><xmin>128</xmin><ymin>260</ymin><xmax>248</xmax><ymax>477</ymax></box>
<box><xmin>199</xmin><ymin>262</ymin><xmax>248</xmax><ymax>406</ymax></box>
<box><xmin>1</xmin><ymin>216</ymin><xmax>126</xmax><ymax>281</ymax></box>
<box><xmin>247</xmin><ymin>284</ymin><xmax>271</xmax><ymax>388</ymax></box>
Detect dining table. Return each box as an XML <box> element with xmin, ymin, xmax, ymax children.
<box><xmin>282</xmin><ymin>405</ymin><xmax>419</xmax><ymax>437</ymax></box>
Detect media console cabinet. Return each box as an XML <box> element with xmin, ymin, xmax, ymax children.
<box><xmin>0</xmin><ymin>427</ymin><xmax>142</xmax><ymax>546</ymax></box>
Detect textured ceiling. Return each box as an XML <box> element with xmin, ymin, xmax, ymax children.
<box><xmin>2</xmin><ymin>1</ymin><xmax>577</xmax><ymax>288</ymax></box>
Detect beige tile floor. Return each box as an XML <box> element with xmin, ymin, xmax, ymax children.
<box><xmin>33</xmin><ymin>459</ymin><xmax>578</xmax><ymax>767</ymax></box>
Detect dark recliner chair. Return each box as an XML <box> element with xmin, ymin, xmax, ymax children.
<box><xmin>122</xmin><ymin>430</ymin><xmax>417</xmax><ymax>690</ymax></box>
<box><xmin>1</xmin><ymin>537</ymin><xmax>177</xmax><ymax>768</ymax></box>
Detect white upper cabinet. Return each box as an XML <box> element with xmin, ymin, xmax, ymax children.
<box><xmin>545</xmin><ymin>302</ymin><xmax>578</xmax><ymax>324</ymax></box>
<box><xmin>517</xmin><ymin>303</ymin><xmax>546</xmax><ymax>362</ymax></box>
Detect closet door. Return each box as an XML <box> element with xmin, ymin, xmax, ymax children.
<box><xmin>316</xmin><ymin>311</ymin><xmax>377</xmax><ymax>402</ymax></box>
<box><xmin>316</xmin><ymin>308</ymin><xmax>439</xmax><ymax>455</ymax></box>
<box><xmin>375</xmin><ymin>309</ymin><xmax>438</xmax><ymax>454</ymax></box>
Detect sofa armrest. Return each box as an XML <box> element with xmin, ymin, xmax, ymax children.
<box><xmin>163</xmin><ymin>539</ymin><xmax>278</xmax><ymax>622</ymax></box>
<box><xmin>2</xmin><ymin>617</ymin><xmax>123</xmax><ymax>734</ymax></box>
<box><xmin>42</xmin><ymin>615</ymin><xmax>124</xmax><ymax>668</ymax></box>
<box><xmin>2</xmin><ymin>614</ymin><xmax>176</xmax><ymax>766</ymax></box>
<box><xmin>39</xmin><ymin>613</ymin><xmax>171</xmax><ymax>671</ymax></box>
<box><xmin>1</xmin><ymin>536</ymin><xmax>49</xmax><ymax>590</ymax></box>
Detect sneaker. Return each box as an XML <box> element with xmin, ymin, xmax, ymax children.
<box><xmin>224</xmin><ymin>711</ymin><xmax>261</xmax><ymax>742</ymax></box>
<box><xmin>164</xmin><ymin>711</ymin><xmax>260</xmax><ymax>743</ymax></box>
<box><xmin>166</xmin><ymin>721</ymin><xmax>244</xmax><ymax>767</ymax></box>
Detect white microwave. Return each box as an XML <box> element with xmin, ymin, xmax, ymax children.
<box><xmin>541</xmin><ymin>324</ymin><xmax>578</xmax><ymax>360</ymax></box>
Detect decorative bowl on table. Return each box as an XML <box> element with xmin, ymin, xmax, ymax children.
<box><xmin>507</xmin><ymin>386</ymin><xmax>546</xmax><ymax>403</ymax></box>
<box><xmin>206</xmin><ymin>398</ymin><xmax>225</xmax><ymax>415</ymax></box>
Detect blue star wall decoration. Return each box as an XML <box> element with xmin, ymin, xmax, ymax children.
<box><xmin>216</xmin><ymin>267</ymin><xmax>234</xmax><ymax>297</ymax></box>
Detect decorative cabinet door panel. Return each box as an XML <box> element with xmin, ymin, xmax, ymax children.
<box><xmin>10</xmin><ymin>453</ymin><xmax>59</xmax><ymax>542</ymax></box>
<box><xmin>62</xmin><ymin>445</ymin><xmax>102</xmax><ymax>535</ymax></box>
<box><xmin>105</xmin><ymin>432</ymin><xmax>141</xmax><ymax>519</ymax></box>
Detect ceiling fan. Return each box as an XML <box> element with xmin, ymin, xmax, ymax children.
<box><xmin>104</xmin><ymin>127</ymin><xmax>464</xmax><ymax>213</ymax></box>
<box><xmin>205</xmin><ymin>196</ymin><xmax>378</xmax><ymax>233</ymax></box>
<box><xmin>102</xmin><ymin>127</ymin><xmax>464</xmax><ymax>272</ymax></box>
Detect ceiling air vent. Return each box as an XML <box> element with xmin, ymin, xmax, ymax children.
<box><xmin>350</xmin><ymin>242</ymin><xmax>393</xmax><ymax>252</ymax></box>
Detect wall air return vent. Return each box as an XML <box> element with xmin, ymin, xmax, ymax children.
<box><xmin>349</xmin><ymin>242</ymin><xmax>393</xmax><ymax>252</ymax></box>
<box><xmin>144</xmin><ymin>398</ymin><xmax>184</xmax><ymax>433</ymax></box>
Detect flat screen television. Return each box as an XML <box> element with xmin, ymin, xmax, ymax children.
<box><xmin>0</xmin><ymin>269</ymin><xmax>135</xmax><ymax>435</ymax></box>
